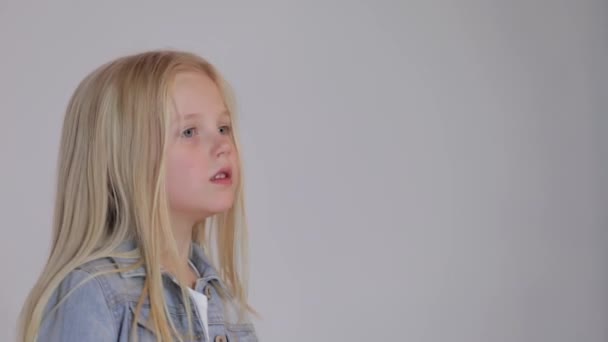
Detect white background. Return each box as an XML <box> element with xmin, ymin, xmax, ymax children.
<box><xmin>1</xmin><ymin>1</ymin><xmax>606</xmax><ymax>341</ymax></box>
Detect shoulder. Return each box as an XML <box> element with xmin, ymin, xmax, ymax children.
<box><xmin>39</xmin><ymin>267</ymin><xmax>123</xmax><ymax>341</ymax></box>
<box><xmin>38</xmin><ymin>256</ymin><xmax>152</xmax><ymax>341</ymax></box>
<box><xmin>44</xmin><ymin>256</ymin><xmax>145</xmax><ymax>319</ymax></box>
<box><xmin>45</xmin><ymin>259</ymin><xmax>129</xmax><ymax>314</ymax></box>
<box><xmin>75</xmin><ymin>256</ymin><xmax>147</xmax><ymax>304</ymax></box>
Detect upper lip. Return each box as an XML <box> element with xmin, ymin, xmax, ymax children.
<box><xmin>210</xmin><ymin>166</ymin><xmax>232</xmax><ymax>180</ymax></box>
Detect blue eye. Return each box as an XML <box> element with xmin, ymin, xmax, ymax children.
<box><xmin>219</xmin><ymin>125</ymin><xmax>232</xmax><ymax>135</ymax></box>
<box><xmin>181</xmin><ymin>127</ymin><xmax>198</xmax><ymax>138</ymax></box>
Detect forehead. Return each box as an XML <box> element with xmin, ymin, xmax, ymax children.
<box><xmin>171</xmin><ymin>71</ymin><xmax>228</xmax><ymax>121</ymax></box>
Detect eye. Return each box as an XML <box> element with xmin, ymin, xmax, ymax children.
<box><xmin>181</xmin><ymin>127</ymin><xmax>198</xmax><ymax>138</ymax></box>
<box><xmin>219</xmin><ymin>125</ymin><xmax>232</xmax><ymax>135</ymax></box>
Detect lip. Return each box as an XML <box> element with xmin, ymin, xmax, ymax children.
<box><xmin>210</xmin><ymin>166</ymin><xmax>233</xmax><ymax>185</ymax></box>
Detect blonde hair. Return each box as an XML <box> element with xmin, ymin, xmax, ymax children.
<box><xmin>18</xmin><ymin>50</ymin><xmax>255</xmax><ymax>341</ymax></box>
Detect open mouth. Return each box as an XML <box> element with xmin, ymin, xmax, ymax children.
<box><xmin>210</xmin><ymin>167</ymin><xmax>232</xmax><ymax>183</ymax></box>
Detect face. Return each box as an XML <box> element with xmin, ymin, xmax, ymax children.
<box><xmin>165</xmin><ymin>71</ymin><xmax>239</xmax><ymax>224</ymax></box>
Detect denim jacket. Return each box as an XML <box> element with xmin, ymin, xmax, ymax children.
<box><xmin>37</xmin><ymin>240</ymin><xmax>258</xmax><ymax>341</ymax></box>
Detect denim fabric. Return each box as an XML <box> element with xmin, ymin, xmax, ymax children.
<box><xmin>37</xmin><ymin>240</ymin><xmax>258</xmax><ymax>341</ymax></box>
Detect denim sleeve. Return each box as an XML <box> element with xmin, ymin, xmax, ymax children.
<box><xmin>38</xmin><ymin>269</ymin><xmax>117</xmax><ymax>341</ymax></box>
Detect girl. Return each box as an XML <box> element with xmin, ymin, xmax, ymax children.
<box><xmin>18</xmin><ymin>50</ymin><xmax>259</xmax><ymax>341</ymax></box>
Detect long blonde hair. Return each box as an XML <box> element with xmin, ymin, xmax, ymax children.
<box><xmin>18</xmin><ymin>50</ymin><xmax>254</xmax><ymax>341</ymax></box>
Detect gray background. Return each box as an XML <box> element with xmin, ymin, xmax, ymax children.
<box><xmin>1</xmin><ymin>1</ymin><xmax>606</xmax><ymax>341</ymax></box>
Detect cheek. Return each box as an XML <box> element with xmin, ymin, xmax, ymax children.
<box><xmin>231</xmin><ymin>155</ymin><xmax>240</xmax><ymax>183</ymax></box>
<box><xmin>166</xmin><ymin>151</ymin><xmax>208</xmax><ymax>192</ymax></box>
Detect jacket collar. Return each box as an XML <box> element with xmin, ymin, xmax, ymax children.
<box><xmin>109</xmin><ymin>239</ymin><xmax>220</xmax><ymax>283</ymax></box>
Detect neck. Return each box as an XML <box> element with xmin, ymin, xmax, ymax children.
<box><xmin>162</xmin><ymin>214</ymin><xmax>197</xmax><ymax>273</ymax></box>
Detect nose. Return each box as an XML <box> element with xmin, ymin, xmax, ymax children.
<box><xmin>213</xmin><ymin>136</ymin><xmax>233</xmax><ymax>158</ymax></box>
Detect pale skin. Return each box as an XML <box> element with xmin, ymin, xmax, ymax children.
<box><xmin>163</xmin><ymin>71</ymin><xmax>239</xmax><ymax>287</ymax></box>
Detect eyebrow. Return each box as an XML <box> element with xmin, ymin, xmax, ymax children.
<box><xmin>175</xmin><ymin>110</ymin><xmax>230</xmax><ymax>123</ymax></box>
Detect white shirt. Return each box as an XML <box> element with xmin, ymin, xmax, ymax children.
<box><xmin>187</xmin><ymin>260</ymin><xmax>210</xmax><ymax>341</ymax></box>
<box><xmin>187</xmin><ymin>287</ymin><xmax>210</xmax><ymax>341</ymax></box>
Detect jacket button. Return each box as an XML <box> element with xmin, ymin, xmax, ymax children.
<box><xmin>214</xmin><ymin>335</ymin><xmax>227</xmax><ymax>342</ymax></box>
<box><xmin>204</xmin><ymin>285</ymin><xmax>213</xmax><ymax>300</ymax></box>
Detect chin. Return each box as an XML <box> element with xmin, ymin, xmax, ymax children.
<box><xmin>205</xmin><ymin>201</ymin><xmax>235</xmax><ymax>215</ymax></box>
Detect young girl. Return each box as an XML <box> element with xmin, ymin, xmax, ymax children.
<box><xmin>18</xmin><ymin>50</ymin><xmax>259</xmax><ymax>341</ymax></box>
